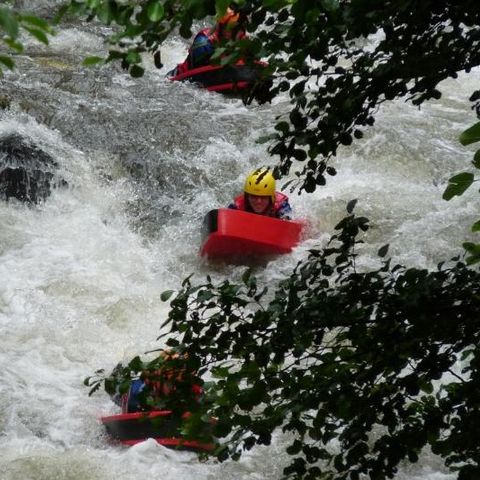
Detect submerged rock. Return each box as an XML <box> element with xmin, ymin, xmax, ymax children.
<box><xmin>0</xmin><ymin>134</ymin><xmax>67</xmax><ymax>203</ymax></box>
<box><xmin>0</xmin><ymin>96</ymin><xmax>10</xmax><ymax>110</ymax></box>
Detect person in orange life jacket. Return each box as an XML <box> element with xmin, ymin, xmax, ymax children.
<box><xmin>229</xmin><ymin>168</ymin><xmax>293</xmax><ymax>220</ymax></box>
<box><xmin>186</xmin><ymin>8</ymin><xmax>247</xmax><ymax>69</ymax></box>
<box><xmin>111</xmin><ymin>350</ymin><xmax>203</xmax><ymax>414</ymax></box>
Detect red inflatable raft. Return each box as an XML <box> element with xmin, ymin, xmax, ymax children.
<box><xmin>167</xmin><ymin>61</ymin><xmax>268</xmax><ymax>93</ymax></box>
<box><xmin>200</xmin><ymin>208</ymin><xmax>304</xmax><ymax>259</ymax></box>
<box><xmin>101</xmin><ymin>411</ymin><xmax>215</xmax><ymax>452</ymax></box>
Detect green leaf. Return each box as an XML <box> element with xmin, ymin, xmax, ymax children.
<box><xmin>463</xmin><ymin>242</ymin><xmax>480</xmax><ymax>255</ymax></box>
<box><xmin>321</xmin><ymin>0</ymin><xmax>340</xmax><ymax>12</ymax></box>
<box><xmin>198</xmin><ymin>289</ymin><xmax>214</xmax><ymax>301</ymax></box>
<box><xmin>419</xmin><ymin>380</ymin><xmax>433</xmax><ymax>394</ymax></box>
<box><xmin>124</xmin><ymin>24</ymin><xmax>145</xmax><ymax>37</ymax></box>
<box><xmin>459</xmin><ymin>122</ymin><xmax>480</xmax><ymax>146</ymax></box>
<box><xmin>346</xmin><ymin>199</ymin><xmax>357</xmax><ymax>214</ymax></box>
<box><xmin>465</xmin><ymin>253</ymin><xmax>480</xmax><ymax>265</ymax></box>
<box><xmin>472</xmin><ymin>220</ymin><xmax>480</xmax><ymax>233</ymax></box>
<box><xmin>129</xmin><ymin>64</ymin><xmax>144</xmax><ymax>76</ymax></box>
<box><xmin>147</xmin><ymin>2</ymin><xmax>164</xmax><ymax>22</ymax></box>
<box><xmin>153</xmin><ymin>50</ymin><xmax>163</xmax><ymax>68</ymax></box>
<box><xmin>275</xmin><ymin>121</ymin><xmax>290</xmax><ymax>133</ymax></box>
<box><xmin>97</xmin><ymin>1</ymin><xmax>114</xmax><ymax>24</ymax></box>
<box><xmin>179</xmin><ymin>23</ymin><xmax>192</xmax><ymax>39</ymax></box>
<box><xmin>210</xmin><ymin>47</ymin><xmax>226</xmax><ymax>60</ymax></box>
<box><xmin>128</xmin><ymin>355</ymin><xmax>144</xmax><ymax>372</ymax></box>
<box><xmin>3</xmin><ymin>38</ymin><xmax>23</xmax><ymax>52</ymax></box>
<box><xmin>463</xmin><ymin>242</ymin><xmax>480</xmax><ymax>264</ymax></box>
<box><xmin>54</xmin><ymin>4</ymin><xmax>70</xmax><ymax>24</ymax></box>
<box><xmin>215</xmin><ymin>0</ymin><xmax>230</xmax><ymax>16</ymax></box>
<box><xmin>0</xmin><ymin>7</ymin><xmax>19</xmax><ymax>38</ymax></box>
<box><xmin>0</xmin><ymin>55</ymin><xmax>15</xmax><ymax>70</ymax></box>
<box><xmin>212</xmin><ymin>366</ymin><xmax>231</xmax><ymax>378</ymax></box>
<box><xmin>256</xmin><ymin>133</ymin><xmax>277</xmax><ymax>144</ymax></box>
<box><xmin>263</xmin><ymin>0</ymin><xmax>290</xmax><ymax>7</ymax></box>
<box><xmin>88</xmin><ymin>382</ymin><xmax>101</xmax><ymax>396</ymax></box>
<box><xmin>473</xmin><ymin>149</ymin><xmax>480</xmax><ymax>169</ymax></box>
<box><xmin>293</xmin><ymin>149</ymin><xmax>307</xmax><ymax>161</ymax></box>
<box><xmin>219</xmin><ymin>53</ymin><xmax>239</xmax><ymax>66</ymax></box>
<box><xmin>377</xmin><ymin>244</ymin><xmax>389</xmax><ymax>258</ymax></box>
<box><xmin>442</xmin><ymin>172</ymin><xmax>474</xmax><ymax>200</ymax></box>
<box><xmin>286</xmin><ymin>439</ymin><xmax>303</xmax><ymax>455</ymax></box>
<box><xmin>24</xmin><ymin>26</ymin><xmax>49</xmax><ymax>45</ymax></box>
<box><xmin>20</xmin><ymin>15</ymin><xmax>51</xmax><ymax>31</ymax></box>
<box><xmin>82</xmin><ymin>56</ymin><xmax>104</xmax><ymax>66</ymax></box>
<box><xmin>461</xmin><ymin>349</ymin><xmax>474</xmax><ymax>361</ymax></box>
<box><xmin>161</xmin><ymin>290</ymin><xmax>174</xmax><ymax>302</ymax></box>
<box><xmin>107</xmin><ymin>50</ymin><xmax>125</xmax><ymax>61</ymax></box>
<box><xmin>126</xmin><ymin>51</ymin><xmax>142</xmax><ymax>64</ymax></box>
<box><xmin>242</xmin><ymin>268</ymin><xmax>252</xmax><ymax>284</ymax></box>
<box><xmin>87</xmin><ymin>0</ymin><xmax>102</xmax><ymax>8</ymax></box>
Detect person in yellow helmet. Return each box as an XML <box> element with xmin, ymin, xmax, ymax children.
<box><xmin>229</xmin><ymin>168</ymin><xmax>293</xmax><ymax>220</ymax></box>
<box><xmin>185</xmin><ymin>7</ymin><xmax>247</xmax><ymax>69</ymax></box>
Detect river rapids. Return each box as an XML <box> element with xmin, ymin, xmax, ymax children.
<box><xmin>0</xmin><ymin>3</ymin><xmax>478</xmax><ymax>480</ymax></box>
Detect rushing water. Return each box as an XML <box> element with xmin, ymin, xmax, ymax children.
<box><xmin>0</xmin><ymin>6</ymin><xmax>479</xmax><ymax>480</ymax></box>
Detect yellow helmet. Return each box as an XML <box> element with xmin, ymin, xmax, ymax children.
<box><xmin>244</xmin><ymin>168</ymin><xmax>276</xmax><ymax>203</ymax></box>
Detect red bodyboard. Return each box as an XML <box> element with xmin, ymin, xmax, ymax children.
<box><xmin>201</xmin><ymin>208</ymin><xmax>304</xmax><ymax>259</ymax></box>
<box><xmin>168</xmin><ymin>61</ymin><xmax>268</xmax><ymax>93</ymax></box>
<box><xmin>101</xmin><ymin>411</ymin><xmax>215</xmax><ymax>452</ymax></box>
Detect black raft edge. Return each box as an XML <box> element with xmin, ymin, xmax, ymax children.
<box><xmin>202</xmin><ymin>209</ymin><xmax>218</xmax><ymax>240</ymax></box>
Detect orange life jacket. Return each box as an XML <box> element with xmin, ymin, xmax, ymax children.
<box><xmin>143</xmin><ymin>367</ymin><xmax>203</xmax><ymax>400</ymax></box>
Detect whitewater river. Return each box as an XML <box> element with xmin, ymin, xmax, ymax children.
<box><xmin>0</xmin><ymin>5</ymin><xmax>478</xmax><ymax>480</ymax></box>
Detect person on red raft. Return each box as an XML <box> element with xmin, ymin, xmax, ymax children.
<box><xmin>173</xmin><ymin>7</ymin><xmax>247</xmax><ymax>74</ymax></box>
<box><xmin>229</xmin><ymin>168</ymin><xmax>293</xmax><ymax>220</ymax></box>
<box><xmin>112</xmin><ymin>350</ymin><xmax>203</xmax><ymax>414</ymax></box>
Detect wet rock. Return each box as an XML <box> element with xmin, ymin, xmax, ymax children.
<box><xmin>0</xmin><ymin>96</ymin><xmax>10</xmax><ymax>110</ymax></box>
<box><xmin>0</xmin><ymin>134</ymin><xmax>67</xmax><ymax>203</ymax></box>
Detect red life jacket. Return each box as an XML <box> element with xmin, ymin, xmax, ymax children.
<box><xmin>234</xmin><ymin>192</ymin><xmax>289</xmax><ymax>217</ymax></box>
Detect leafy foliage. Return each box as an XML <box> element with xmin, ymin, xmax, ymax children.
<box><xmin>442</xmin><ymin>92</ymin><xmax>480</xmax><ymax>264</ymax></box>
<box><xmin>90</xmin><ymin>205</ymin><xmax>480</xmax><ymax>479</ymax></box>
<box><xmin>161</xmin><ymin>209</ymin><xmax>480</xmax><ymax>479</ymax></box>
<box><xmin>0</xmin><ymin>5</ymin><xmax>54</xmax><ymax>73</ymax></box>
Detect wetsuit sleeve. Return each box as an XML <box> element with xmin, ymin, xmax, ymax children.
<box><xmin>189</xmin><ymin>33</ymin><xmax>215</xmax><ymax>68</ymax></box>
<box><xmin>126</xmin><ymin>379</ymin><xmax>146</xmax><ymax>413</ymax></box>
<box><xmin>276</xmin><ymin>200</ymin><xmax>292</xmax><ymax>220</ymax></box>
